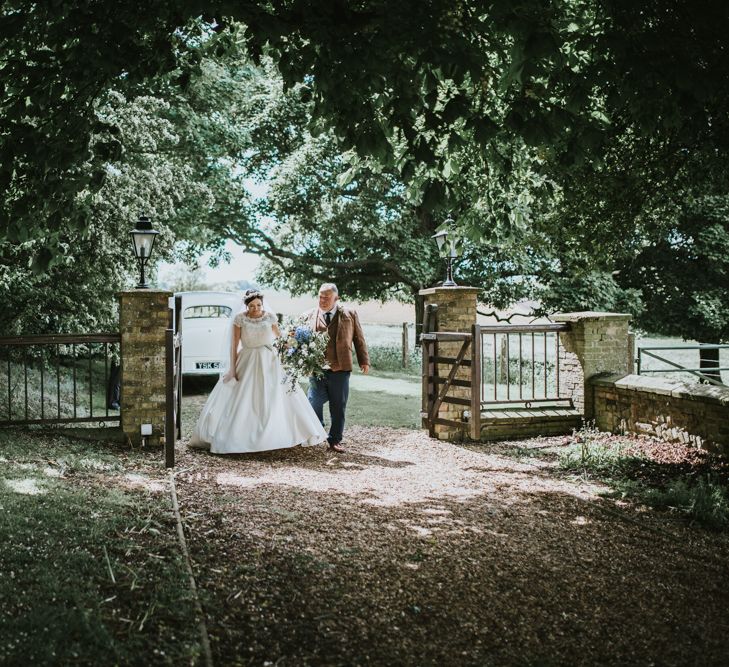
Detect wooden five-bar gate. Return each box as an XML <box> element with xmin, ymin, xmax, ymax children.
<box><xmin>420</xmin><ymin>304</ymin><xmax>578</xmax><ymax>440</ymax></box>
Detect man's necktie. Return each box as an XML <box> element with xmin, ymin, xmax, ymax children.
<box><xmin>325</xmin><ymin>312</ymin><xmax>332</xmax><ymax>326</ymax></box>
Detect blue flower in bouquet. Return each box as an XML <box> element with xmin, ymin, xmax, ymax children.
<box><xmin>274</xmin><ymin>318</ymin><xmax>330</xmax><ymax>392</ymax></box>
<box><xmin>294</xmin><ymin>326</ymin><xmax>312</xmax><ymax>344</ymax></box>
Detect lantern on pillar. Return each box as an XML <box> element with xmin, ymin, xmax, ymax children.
<box><xmin>129</xmin><ymin>214</ymin><xmax>159</xmax><ymax>289</ymax></box>
<box><xmin>432</xmin><ymin>215</ymin><xmax>461</xmax><ymax>287</ymax></box>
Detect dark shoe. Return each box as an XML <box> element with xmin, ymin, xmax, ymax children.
<box><xmin>328</xmin><ymin>442</ymin><xmax>346</xmax><ymax>453</ymax></box>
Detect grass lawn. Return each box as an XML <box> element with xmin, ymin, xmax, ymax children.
<box><xmin>0</xmin><ymin>429</ymin><xmax>202</xmax><ymax>666</ymax></box>
<box><xmin>182</xmin><ymin>368</ymin><xmax>422</xmax><ymax>436</ymax></box>
<box><xmin>346</xmin><ymin>370</ymin><xmax>421</xmax><ymax>429</ymax></box>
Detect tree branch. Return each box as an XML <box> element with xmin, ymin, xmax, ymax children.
<box><xmin>229</xmin><ymin>226</ymin><xmax>422</xmax><ymax>290</ymax></box>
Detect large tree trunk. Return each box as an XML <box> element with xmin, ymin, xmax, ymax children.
<box><xmin>699</xmin><ymin>346</ymin><xmax>723</xmax><ymax>384</ymax></box>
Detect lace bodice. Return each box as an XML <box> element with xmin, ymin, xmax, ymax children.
<box><xmin>234</xmin><ymin>311</ymin><xmax>277</xmax><ymax>348</ymax></box>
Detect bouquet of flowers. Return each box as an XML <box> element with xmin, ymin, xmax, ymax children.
<box><xmin>274</xmin><ymin>318</ymin><xmax>329</xmax><ymax>392</ymax></box>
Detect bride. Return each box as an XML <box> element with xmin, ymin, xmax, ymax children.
<box><xmin>189</xmin><ymin>289</ymin><xmax>327</xmax><ymax>454</ymax></box>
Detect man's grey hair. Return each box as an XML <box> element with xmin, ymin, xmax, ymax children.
<box><xmin>319</xmin><ymin>282</ymin><xmax>339</xmax><ymax>295</ymax></box>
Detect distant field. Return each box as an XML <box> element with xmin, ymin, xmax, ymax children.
<box><xmin>179</xmin><ymin>289</ymin><xmax>728</xmax><ymax>386</ymax></box>
<box><xmin>262</xmin><ymin>290</ymin><xmax>414</xmax><ymax>324</ymax></box>
<box><xmin>363</xmin><ymin>327</ymin><xmax>729</xmax><ymax>386</ymax></box>
<box><xmin>180</xmin><ymin>301</ymin><xmax>728</xmax><ymax>391</ymax></box>
<box><xmin>362</xmin><ymin>322</ymin><xmax>415</xmax><ymax>347</ymax></box>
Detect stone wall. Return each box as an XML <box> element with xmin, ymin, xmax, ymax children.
<box><xmin>592</xmin><ymin>373</ymin><xmax>729</xmax><ymax>455</ymax></box>
<box><xmin>419</xmin><ymin>286</ymin><xmax>479</xmax><ymax>440</ymax></box>
<box><xmin>119</xmin><ymin>289</ymin><xmax>172</xmax><ymax>446</ymax></box>
<box><xmin>552</xmin><ymin>312</ymin><xmax>632</xmax><ymax>418</ymax></box>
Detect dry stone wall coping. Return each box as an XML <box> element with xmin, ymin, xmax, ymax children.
<box><xmin>552</xmin><ymin>312</ymin><xmax>632</xmax><ymax>323</ymax></box>
<box><xmin>592</xmin><ymin>372</ymin><xmax>729</xmax><ymax>406</ymax></box>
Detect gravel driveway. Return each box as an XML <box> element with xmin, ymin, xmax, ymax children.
<box><xmin>173</xmin><ymin>425</ymin><xmax>729</xmax><ymax>666</ymax></box>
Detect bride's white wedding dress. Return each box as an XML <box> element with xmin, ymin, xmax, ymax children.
<box><xmin>189</xmin><ymin>311</ymin><xmax>326</xmax><ymax>454</ymax></box>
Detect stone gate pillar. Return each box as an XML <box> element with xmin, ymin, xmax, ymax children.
<box><xmin>119</xmin><ymin>289</ymin><xmax>172</xmax><ymax>446</ymax></box>
<box><xmin>419</xmin><ymin>286</ymin><xmax>480</xmax><ymax>440</ymax></box>
<box><xmin>552</xmin><ymin>311</ymin><xmax>632</xmax><ymax>419</ymax></box>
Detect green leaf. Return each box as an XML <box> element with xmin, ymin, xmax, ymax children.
<box><xmin>421</xmin><ymin>181</ymin><xmax>445</xmax><ymax>211</ymax></box>
<box><xmin>473</xmin><ymin>117</ymin><xmax>499</xmax><ymax>145</ymax></box>
<box><xmin>442</xmin><ymin>156</ymin><xmax>461</xmax><ymax>180</ymax></box>
<box><xmin>30</xmin><ymin>248</ymin><xmax>54</xmax><ymax>275</ymax></box>
<box><xmin>336</xmin><ymin>167</ymin><xmax>356</xmax><ymax>188</ymax></box>
<box><xmin>499</xmin><ymin>42</ymin><xmax>526</xmax><ymax>93</ymax></box>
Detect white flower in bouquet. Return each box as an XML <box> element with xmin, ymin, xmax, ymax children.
<box><xmin>274</xmin><ymin>318</ymin><xmax>329</xmax><ymax>392</ymax></box>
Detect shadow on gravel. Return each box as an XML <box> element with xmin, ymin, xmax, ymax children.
<box><xmin>174</xmin><ymin>432</ymin><xmax>729</xmax><ymax>667</ymax></box>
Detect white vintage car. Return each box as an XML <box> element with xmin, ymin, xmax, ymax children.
<box><xmin>176</xmin><ymin>291</ymin><xmax>243</xmax><ymax>376</ymax></box>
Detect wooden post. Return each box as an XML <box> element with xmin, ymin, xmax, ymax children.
<box><xmin>420</xmin><ymin>307</ymin><xmax>431</xmax><ymax>427</ymax></box>
<box><xmin>430</xmin><ymin>309</ymin><xmax>439</xmax><ymax>438</ymax></box>
<box><xmin>175</xmin><ymin>295</ymin><xmax>182</xmax><ymax>440</ymax></box>
<box><xmin>401</xmin><ymin>322</ymin><xmax>409</xmax><ymax>368</ymax></box>
<box><xmin>414</xmin><ymin>292</ymin><xmax>424</xmax><ymax>347</ymax></box>
<box><xmin>421</xmin><ymin>338</ymin><xmax>429</xmax><ymax>428</ymax></box>
<box><xmin>470</xmin><ymin>323</ymin><xmax>482</xmax><ymax>440</ymax></box>
<box><xmin>421</xmin><ymin>304</ymin><xmax>438</xmax><ymax>435</ymax></box>
<box><xmin>165</xmin><ymin>324</ymin><xmax>175</xmax><ymax>469</ymax></box>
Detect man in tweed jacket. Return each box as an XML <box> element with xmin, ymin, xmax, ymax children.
<box><xmin>302</xmin><ymin>283</ymin><xmax>369</xmax><ymax>452</ymax></box>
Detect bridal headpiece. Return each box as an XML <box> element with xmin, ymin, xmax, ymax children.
<box><xmin>243</xmin><ymin>289</ymin><xmax>264</xmax><ymax>305</ymax></box>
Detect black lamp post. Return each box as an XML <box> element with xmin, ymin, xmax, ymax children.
<box><xmin>129</xmin><ymin>214</ymin><xmax>159</xmax><ymax>289</ymax></box>
<box><xmin>432</xmin><ymin>216</ymin><xmax>461</xmax><ymax>287</ymax></box>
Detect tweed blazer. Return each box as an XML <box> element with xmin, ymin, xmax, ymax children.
<box><xmin>302</xmin><ymin>305</ymin><xmax>369</xmax><ymax>372</ymax></box>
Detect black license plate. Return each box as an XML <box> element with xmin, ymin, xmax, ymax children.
<box><xmin>195</xmin><ymin>361</ymin><xmax>220</xmax><ymax>370</ymax></box>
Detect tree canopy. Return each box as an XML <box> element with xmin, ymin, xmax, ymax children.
<box><xmin>2</xmin><ymin>2</ymin><xmax>729</xmax><ymax>342</ymax></box>
<box><xmin>4</xmin><ymin>1</ymin><xmax>729</xmax><ymax>253</ymax></box>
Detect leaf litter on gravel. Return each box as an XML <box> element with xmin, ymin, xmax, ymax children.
<box><xmin>170</xmin><ymin>425</ymin><xmax>729</xmax><ymax>666</ymax></box>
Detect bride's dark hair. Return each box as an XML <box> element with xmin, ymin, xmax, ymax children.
<box><xmin>243</xmin><ymin>289</ymin><xmax>264</xmax><ymax>306</ymax></box>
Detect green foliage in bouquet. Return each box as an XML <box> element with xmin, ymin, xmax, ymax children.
<box><xmin>274</xmin><ymin>319</ymin><xmax>329</xmax><ymax>392</ymax></box>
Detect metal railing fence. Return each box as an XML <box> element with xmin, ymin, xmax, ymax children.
<box><xmin>476</xmin><ymin>324</ymin><xmax>570</xmax><ymax>407</ymax></box>
<box><xmin>0</xmin><ymin>334</ymin><xmax>121</xmax><ymax>426</ymax></box>
<box><xmin>637</xmin><ymin>344</ymin><xmax>729</xmax><ymax>386</ymax></box>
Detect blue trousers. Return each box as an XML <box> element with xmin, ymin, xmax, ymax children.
<box><xmin>308</xmin><ymin>370</ymin><xmax>350</xmax><ymax>445</ymax></box>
